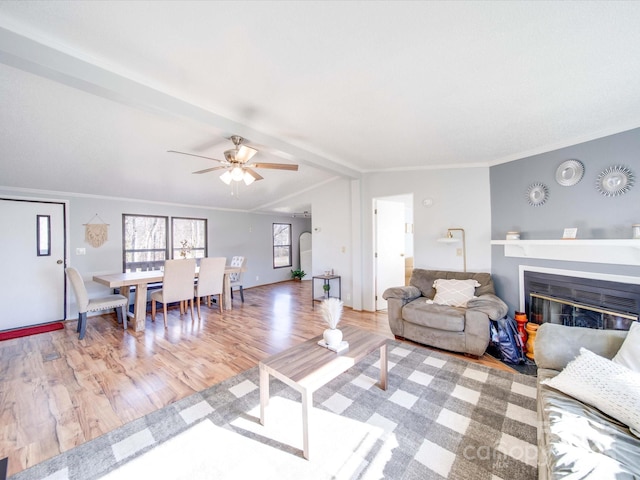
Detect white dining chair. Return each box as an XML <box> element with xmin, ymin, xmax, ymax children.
<box><xmin>151</xmin><ymin>258</ymin><xmax>197</xmax><ymax>327</ymax></box>
<box><xmin>65</xmin><ymin>267</ymin><xmax>128</xmax><ymax>340</ymax></box>
<box><xmin>195</xmin><ymin>257</ymin><xmax>226</xmax><ymax>318</ymax></box>
<box><xmin>229</xmin><ymin>256</ymin><xmax>246</xmax><ymax>302</ymax></box>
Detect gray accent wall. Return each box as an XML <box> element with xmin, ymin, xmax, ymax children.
<box><xmin>490</xmin><ymin>128</ymin><xmax>640</xmax><ymax>315</ymax></box>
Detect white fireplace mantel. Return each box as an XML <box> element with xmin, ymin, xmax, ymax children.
<box><xmin>491</xmin><ymin>239</ymin><xmax>640</xmax><ymax>266</ymax></box>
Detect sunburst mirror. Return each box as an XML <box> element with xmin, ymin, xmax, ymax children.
<box><xmin>526</xmin><ymin>183</ymin><xmax>549</xmax><ymax>206</ymax></box>
<box><xmin>596</xmin><ymin>165</ymin><xmax>634</xmax><ymax>197</ymax></box>
<box><xmin>555</xmin><ymin>159</ymin><xmax>584</xmax><ymax>186</ymax></box>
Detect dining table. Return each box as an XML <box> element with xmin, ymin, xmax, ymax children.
<box><xmin>93</xmin><ymin>265</ymin><xmax>244</xmax><ymax>332</ymax></box>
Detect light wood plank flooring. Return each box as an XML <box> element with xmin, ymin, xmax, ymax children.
<box><xmin>0</xmin><ymin>280</ymin><xmax>513</xmax><ymax>476</ymax></box>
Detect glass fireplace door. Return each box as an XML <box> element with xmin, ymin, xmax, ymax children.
<box><xmin>530</xmin><ymin>293</ymin><xmax>637</xmax><ymax>330</ymax></box>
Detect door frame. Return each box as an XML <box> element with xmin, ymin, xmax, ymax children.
<box><xmin>372</xmin><ymin>194</ymin><xmax>413</xmax><ymax>311</ymax></box>
<box><xmin>1</xmin><ymin>194</ymin><xmax>70</xmax><ymax>320</ymax></box>
<box><xmin>299</xmin><ymin>231</ymin><xmax>312</xmax><ymax>280</ymax></box>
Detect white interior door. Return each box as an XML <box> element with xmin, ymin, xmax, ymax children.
<box><xmin>375</xmin><ymin>199</ymin><xmax>406</xmax><ymax>310</ymax></box>
<box><xmin>0</xmin><ymin>199</ymin><xmax>66</xmax><ymax>329</ymax></box>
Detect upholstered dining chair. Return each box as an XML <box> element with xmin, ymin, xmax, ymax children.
<box><xmin>65</xmin><ymin>267</ymin><xmax>128</xmax><ymax>340</ymax></box>
<box><xmin>195</xmin><ymin>256</ymin><xmax>226</xmax><ymax>318</ymax></box>
<box><xmin>229</xmin><ymin>256</ymin><xmax>246</xmax><ymax>302</ymax></box>
<box><xmin>151</xmin><ymin>258</ymin><xmax>197</xmax><ymax>328</ymax></box>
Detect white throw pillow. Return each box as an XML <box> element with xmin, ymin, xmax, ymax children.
<box><xmin>542</xmin><ymin>347</ymin><xmax>640</xmax><ymax>437</ymax></box>
<box><xmin>432</xmin><ymin>279</ymin><xmax>480</xmax><ymax>308</ymax></box>
<box><xmin>613</xmin><ymin>321</ymin><xmax>640</xmax><ymax>372</ymax></box>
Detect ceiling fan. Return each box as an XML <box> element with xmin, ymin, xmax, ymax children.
<box><xmin>168</xmin><ymin>135</ymin><xmax>298</xmax><ymax>186</ymax></box>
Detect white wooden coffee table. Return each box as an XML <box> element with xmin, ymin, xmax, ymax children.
<box><xmin>259</xmin><ymin>325</ymin><xmax>388</xmax><ymax>459</ymax></box>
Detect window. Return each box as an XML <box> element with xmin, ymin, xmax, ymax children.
<box><xmin>122</xmin><ymin>214</ymin><xmax>168</xmax><ymax>272</ymax></box>
<box><xmin>171</xmin><ymin>217</ymin><xmax>207</xmax><ymax>260</ymax></box>
<box><xmin>36</xmin><ymin>215</ymin><xmax>51</xmax><ymax>256</ymax></box>
<box><xmin>273</xmin><ymin>223</ymin><xmax>292</xmax><ymax>268</ymax></box>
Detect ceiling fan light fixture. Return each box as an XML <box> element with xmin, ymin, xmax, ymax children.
<box><xmin>243</xmin><ymin>171</ymin><xmax>256</xmax><ymax>185</ymax></box>
<box><xmin>170</xmin><ymin>134</ymin><xmax>298</xmax><ymax>186</ymax></box>
<box><xmin>220</xmin><ymin>170</ymin><xmax>233</xmax><ymax>185</ymax></box>
<box><xmin>231</xmin><ymin>166</ymin><xmax>244</xmax><ymax>181</ymax></box>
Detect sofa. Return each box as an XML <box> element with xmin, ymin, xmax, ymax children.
<box><xmin>382</xmin><ymin>269</ymin><xmax>508</xmax><ymax>357</ymax></box>
<box><xmin>535</xmin><ymin>323</ymin><xmax>640</xmax><ymax>479</ymax></box>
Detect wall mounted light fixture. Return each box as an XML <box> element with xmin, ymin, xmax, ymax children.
<box><xmin>437</xmin><ymin>227</ymin><xmax>466</xmax><ymax>272</ymax></box>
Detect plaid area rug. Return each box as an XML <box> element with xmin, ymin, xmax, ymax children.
<box><xmin>11</xmin><ymin>341</ymin><xmax>537</xmax><ymax>480</ymax></box>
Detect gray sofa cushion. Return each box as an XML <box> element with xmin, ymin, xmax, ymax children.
<box><xmin>539</xmin><ymin>370</ymin><xmax>640</xmax><ymax>478</ymax></box>
<box><xmin>401</xmin><ymin>299</ymin><xmax>465</xmax><ymax>332</ymax></box>
<box><xmin>409</xmin><ymin>269</ymin><xmax>495</xmax><ymax>299</ymax></box>
<box><xmin>535</xmin><ymin>323</ymin><xmax>627</xmax><ymax>370</ymax></box>
<box><xmin>536</xmin><ymin>324</ymin><xmax>640</xmax><ymax>480</ymax></box>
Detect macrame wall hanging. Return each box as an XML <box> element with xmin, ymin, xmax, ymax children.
<box><xmin>83</xmin><ymin>214</ymin><xmax>109</xmax><ymax>248</ymax></box>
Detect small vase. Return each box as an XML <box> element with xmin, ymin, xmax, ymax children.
<box><xmin>323</xmin><ymin>328</ymin><xmax>343</xmax><ymax>348</ymax></box>
<box><xmin>525</xmin><ymin>323</ymin><xmax>539</xmax><ymax>360</ymax></box>
<box><xmin>514</xmin><ymin>311</ymin><xmax>528</xmax><ymax>352</ymax></box>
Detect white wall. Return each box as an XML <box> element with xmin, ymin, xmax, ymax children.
<box><xmin>267</xmin><ymin>177</ymin><xmax>356</xmax><ymax>307</ymax></box>
<box><xmin>307</xmin><ymin>179</ymin><xmax>354</xmax><ymax>305</ymax></box>
<box><xmin>359</xmin><ymin>167</ymin><xmax>492</xmax><ymax>311</ymax></box>
<box><xmin>7</xmin><ymin>165</ymin><xmax>492</xmax><ymax>316</ymax></box>
<box><xmin>281</xmin><ymin>167</ymin><xmax>492</xmax><ymax>312</ymax></box>
<box><xmin>0</xmin><ymin>188</ymin><xmax>311</xmax><ymax>317</ymax></box>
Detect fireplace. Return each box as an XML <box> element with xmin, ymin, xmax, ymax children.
<box><xmin>523</xmin><ymin>269</ymin><xmax>640</xmax><ymax>330</ymax></box>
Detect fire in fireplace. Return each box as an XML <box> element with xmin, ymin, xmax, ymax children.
<box><xmin>524</xmin><ymin>270</ymin><xmax>640</xmax><ymax>330</ymax></box>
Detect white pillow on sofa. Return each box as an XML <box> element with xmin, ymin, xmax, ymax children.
<box><xmin>542</xmin><ymin>347</ymin><xmax>640</xmax><ymax>437</ymax></box>
<box><xmin>613</xmin><ymin>321</ymin><xmax>640</xmax><ymax>372</ymax></box>
<box><xmin>431</xmin><ymin>279</ymin><xmax>480</xmax><ymax>308</ymax></box>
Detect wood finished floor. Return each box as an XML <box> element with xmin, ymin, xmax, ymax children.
<box><xmin>0</xmin><ymin>280</ymin><xmax>514</xmax><ymax>476</ymax></box>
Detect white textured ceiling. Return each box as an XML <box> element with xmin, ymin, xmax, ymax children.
<box><xmin>1</xmin><ymin>1</ymin><xmax>640</xmax><ymax>212</ymax></box>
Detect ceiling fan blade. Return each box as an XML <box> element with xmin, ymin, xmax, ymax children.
<box><xmin>192</xmin><ymin>166</ymin><xmax>228</xmax><ymax>174</ymax></box>
<box><xmin>244</xmin><ymin>168</ymin><xmax>264</xmax><ymax>181</ymax></box>
<box><xmin>249</xmin><ymin>162</ymin><xmax>299</xmax><ymax>171</ymax></box>
<box><xmin>236</xmin><ymin>145</ymin><xmax>258</xmax><ymax>164</ymax></box>
<box><xmin>167</xmin><ymin>150</ymin><xmax>224</xmax><ymax>163</ymax></box>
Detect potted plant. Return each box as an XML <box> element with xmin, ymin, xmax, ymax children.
<box><xmin>320</xmin><ymin>297</ymin><xmax>344</xmax><ymax>347</ymax></box>
<box><xmin>291</xmin><ymin>269</ymin><xmax>306</xmax><ymax>281</ymax></box>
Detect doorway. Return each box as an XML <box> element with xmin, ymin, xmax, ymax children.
<box><xmin>374</xmin><ymin>194</ymin><xmax>413</xmax><ymax>311</ymax></box>
<box><xmin>0</xmin><ymin>198</ymin><xmax>67</xmax><ymax>330</ymax></box>
<box><xmin>299</xmin><ymin>231</ymin><xmax>312</xmax><ymax>280</ymax></box>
